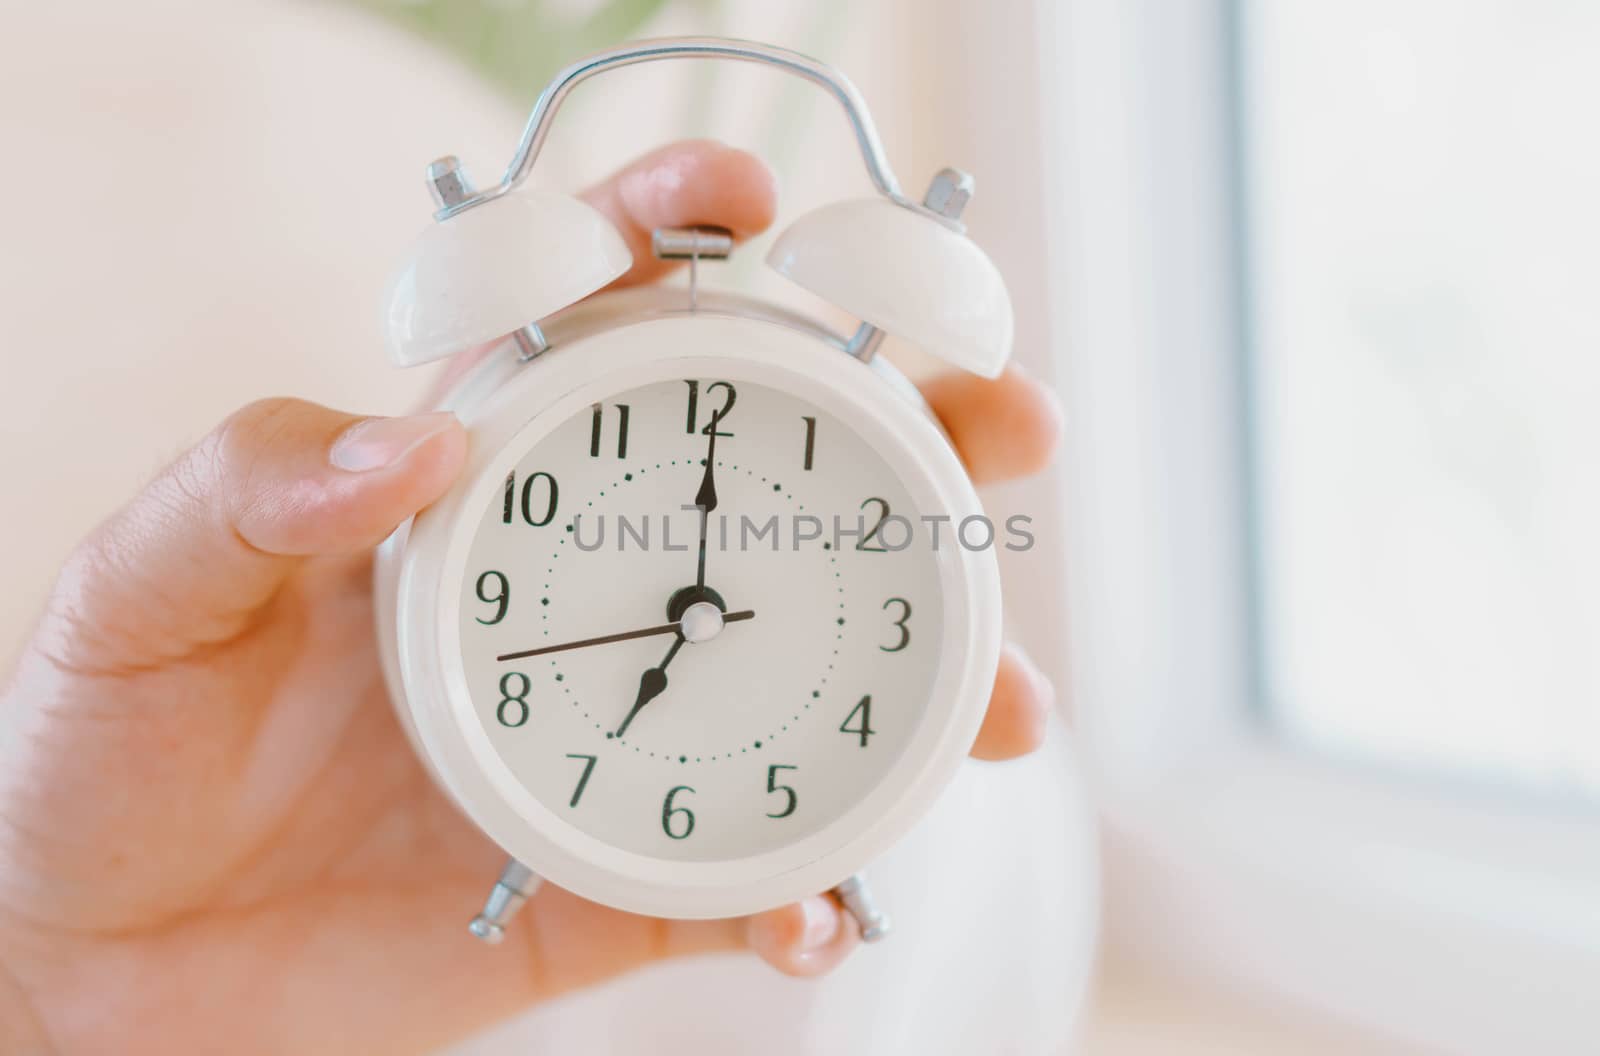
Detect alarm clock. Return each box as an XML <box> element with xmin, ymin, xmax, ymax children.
<box><xmin>374</xmin><ymin>38</ymin><xmax>1013</xmax><ymax>945</ymax></box>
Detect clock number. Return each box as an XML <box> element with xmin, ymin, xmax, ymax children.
<box><xmin>564</xmin><ymin>753</ymin><xmax>597</xmax><ymax>807</ymax></box>
<box><xmin>801</xmin><ymin>415</ymin><xmax>816</xmax><ymax>471</ymax></box>
<box><xmin>497</xmin><ymin>672</ymin><xmax>531</xmax><ymax>728</ymax></box>
<box><xmin>474</xmin><ymin>571</ymin><xmax>510</xmax><ymax>625</ymax></box>
<box><xmin>684</xmin><ymin>380</ymin><xmax>736</xmax><ymax>436</ymax></box>
<box><xmin>880</xmin><ymin>597</ymin><xmax>911</xmax><ymax>652</ymax></box>
<box><xmin>662</xmin><ymin>785</ymin><xmax>696</xmax><ymax>839</ymax></box>
<box><xmin>502</xmin><ymin>471</ymin><xmax>559</xmax><ymax>527</ymax></box>
<box><xmin>589</xmin><ymin>403</ymin><xmax>630</xmax><ymax>459</ymax></box>
<box><xmin>857</xmin><ymin>497</ymin><xmax>891</xmax><ymax>552</ymax></box>
<box><xmin>765</xmin><ymin>765</ymin><xmax>798</xmax><ymax>819</ymax></box>
<box><xmin>840</xmin><ymin>695</ymin><xmax>875</xmax><ymax>747</ymax></box>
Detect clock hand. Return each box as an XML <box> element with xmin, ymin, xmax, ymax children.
<box><xmin>694</xmin><ymin>419</ymin><xmax>719</xmax><ymax>592</ymax></box>
<box><xmin>614</xmin><ymin>635</ymin><xmax>684</xmax><ymax>739</ymax></box>
<box><xmin>495</xmin><ymin>610</ymin><xmax>754</xmax><ymax>662</ymax></box>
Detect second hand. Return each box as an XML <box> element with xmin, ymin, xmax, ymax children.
<box><xmin>495</xmin><ymin>610</ymin><xmax>755</xmax><ymax>662</ymax></box>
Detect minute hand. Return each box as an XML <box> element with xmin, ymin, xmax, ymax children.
<box><xmin>495</xmin><ymin>611</ymin><xmax>754</xmax><ymax>662</ymax></box>
<box><xmin>693</xmin><ymin>419</ymin><xmax>719</xmax><ymax>591</ymax></box>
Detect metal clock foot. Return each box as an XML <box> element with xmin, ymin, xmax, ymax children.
<box><xmin>468</xmin><ymin>858</ymin><xmax>542</xmax><ymax>945</ymax></box>
<box><xmin>833</xmin><ymin>872</ymin><xmax>891</xmax><ymax>943</ymax></box>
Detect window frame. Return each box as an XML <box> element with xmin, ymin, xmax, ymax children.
<box><xmin>1036</xmin><ymin>0</ymin><xmax>1600</xmax><ymax>1049</ymax></box>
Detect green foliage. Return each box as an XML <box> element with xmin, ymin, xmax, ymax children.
<box><xmin>356</xmin><ymin>0</ymin><xmax>681</xmax><ymax>101</ymax></box>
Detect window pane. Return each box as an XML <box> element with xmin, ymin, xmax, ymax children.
<box><xmin>1238</xmin><ymin>0</ymin><xmax>1600</xmax><ymax>797</ymax></box>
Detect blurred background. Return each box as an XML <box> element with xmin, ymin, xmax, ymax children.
<box><xmin>2</xmin><ymin>0</ymin><xmax>1596</xmax><ymax>1052</ymax></box>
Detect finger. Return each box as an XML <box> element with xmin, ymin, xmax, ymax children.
<box><xmin>35</xmin><ymin>398</ymin><xmax>466</xmax><ymax>674</ymax></box>
<box><xmin>744</xmin><ymin>895</ymin><xmax>860</xmax><ymax>978</ymax></box>
<box><xmin>581</xmin><ymin>138</ymin><xmax>778</xmax><ymax>288</ymax></box>
<box><xmin>969</xmin><ymin>643</ymin><xmax>1054</xmax><ymax>761</ymax></box>
<box><xmin>420</xmin><ymin>140</ymin><xmax>779</xmax><ymax>406</ymax></box>
<box><xmin>514</xmin><ymin>886</ymin><xmax>858</xmax><ymax>992</ymax></box>
<box><xmin>919</xmin><ymin>363</ymin><xmax>1064</xmax><ymax>485</ymax></box>
<box><xmin>64</xmin><ymin>884</ymin><xmax>863</xmax><ymax>1053</ymax></box>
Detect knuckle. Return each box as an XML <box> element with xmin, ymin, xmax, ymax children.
<box><xmin>206</xmin><ymin>398</ymin><xmax>312</xmax><ymax>523</ymax></box>
<box><xmin>213</xmin><ymin>397</ymin><xmax>308</xmax><ymax>467</ymax></box>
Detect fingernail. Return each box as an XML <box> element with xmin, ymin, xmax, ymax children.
<box><xmin>798</xmin><ymin>896</ymin><xmax>840</xmax><ymax>952</ymax></box>
<box><xmin>330</xmin><ymin>412</ymin><xmax>458</xmax><ymax>473</ymax></box>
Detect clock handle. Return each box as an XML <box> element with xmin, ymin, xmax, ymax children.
<box><xmin>430</xmin><ymin>37</ymin><xmax>913</xmax><ymax>222</ymax></box>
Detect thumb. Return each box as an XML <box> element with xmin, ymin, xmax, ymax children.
<box><xmin>37</xmin><ymin>397</ymin><xmax>466</xmax><ymax>674</ymax></box>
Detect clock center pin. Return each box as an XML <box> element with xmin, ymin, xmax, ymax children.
<box><xmin>679</xmin><ymin>600</ymin><xmax>725</xmax><ymax>644</ymax></box>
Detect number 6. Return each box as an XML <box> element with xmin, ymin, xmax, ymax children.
<box><xmin>662</xmin><ymin>785</ymin><xmax>696</xmax><ymax>839</ymax></box>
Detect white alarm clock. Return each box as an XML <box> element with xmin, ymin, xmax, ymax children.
<box><xmin>374</xmin><ymin>38</ymin><xmax>1013</xmax><ymax>944</ymax></box>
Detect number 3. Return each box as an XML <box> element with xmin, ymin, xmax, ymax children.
<box><xmin>880</xmin><ymin>597</ymin><xmax>911</xmax><ymax>652</ymax></box>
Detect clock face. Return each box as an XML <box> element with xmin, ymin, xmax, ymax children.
<box><xmin>455</xmin><ymin>376</ymin><xmax>943</xmax><ymax>863</ymax></box>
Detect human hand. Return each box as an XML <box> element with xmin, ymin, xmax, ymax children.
<box><xmin>0</xmin><ymin>141</ymin><xmax>1063</xmax><ymax>1056</ymax></box>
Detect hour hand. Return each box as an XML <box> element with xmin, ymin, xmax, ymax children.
<box><xmin>615</xmin><ymin>637</ymin><xmax>683</xmax><ymax>739</ymax></box>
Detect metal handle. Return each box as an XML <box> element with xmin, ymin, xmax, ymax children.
<box><xmin>436</xmin><ymin>36</ymin><xmax>911</xmax><ymax>219</ymax></box>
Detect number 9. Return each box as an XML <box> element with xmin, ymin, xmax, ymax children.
<box><xmin>475</xmin><ymin>570</ymin><xmax>510</xmax><ymax>625</ymax></box>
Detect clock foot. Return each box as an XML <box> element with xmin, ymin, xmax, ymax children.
<box><xmin>468</xmin><ymin>858</ymin><xmax>542</xmax><ymax>945</ymax></box>
<box><xmin>832</xmin><ymin>872</ymin><xmax>891</xmax><ymax>943</ymax></box>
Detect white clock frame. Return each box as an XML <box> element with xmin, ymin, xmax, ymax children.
<box><xmin>378</xmin><ymin>295</ymin><xmax>1002</xmax><ymax>919</ymax></box>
